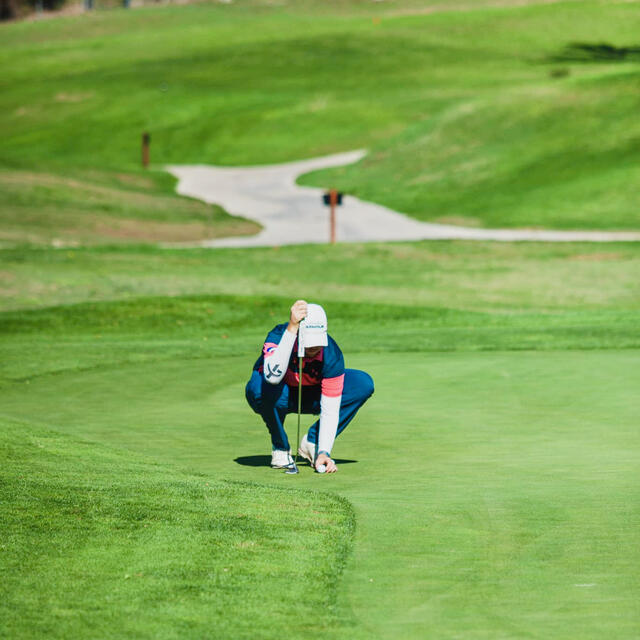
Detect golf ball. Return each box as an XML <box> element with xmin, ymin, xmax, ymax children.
<box><xmin>317</xmin><ymin>464</ymin><xmax>327</xmax><ymax>474</ymax></box>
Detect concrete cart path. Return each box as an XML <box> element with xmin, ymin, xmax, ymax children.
<box><xmin>167</xmin><ymin>151</ymin><xmax>640</xmax><ymax>246</ymax></box>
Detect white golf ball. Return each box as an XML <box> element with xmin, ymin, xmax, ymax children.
<box><xmin>317</xmin><ymin>464</ymin><xmax>327</xmax><ymax>474</ymax></box>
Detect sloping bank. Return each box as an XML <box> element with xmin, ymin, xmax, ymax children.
<box><xmin>0</xmin><ymin>421</ymin><xmax>358</xmax><ymax>640</ymax></box>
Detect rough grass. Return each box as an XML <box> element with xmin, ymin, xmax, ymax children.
<box><xmin>2</xmin><ymin>241</ymin><xmax>640</xmax><ymax>312</ymax></box>
<box><xmin>2</xmin><ymin>240</ymin><xmax>639</xmax><ymax>380</ymax></box>
<box><xmin>0</xmin><ymin>168</ymin><xmax>260</xmax><ymax>245</ymax></box>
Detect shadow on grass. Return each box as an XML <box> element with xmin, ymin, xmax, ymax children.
<box><xmin>550</xmin><ymin>42</ymin><xmax>640</xmax><ymax>63</ymax></box>
<box><xmin>234</xmin><ymin>455</ymin><xmax>358</xmax><ymax>467</ymax></box>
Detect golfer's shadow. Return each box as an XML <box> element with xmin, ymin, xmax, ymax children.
<box><xmin>234</xmin><ymin>455</ymin><xmax>358</xmax><ymax>467</ymax></box>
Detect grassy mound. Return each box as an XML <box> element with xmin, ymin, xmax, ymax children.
<box><xmin>300</xmin><ymin>71</ymin><xmax>640</xmax><ymax>230</ymax></box>
<box><xmin>0</xmin><ymin>168</ymin><xmax>260</xmax><ymax>246</ymax></box>
<box><xmin>0</xmin><ymin>420</ymin><xmax>355</xmax><ymax>639</ymax></box>
<box><xmin>2</xmin><ymin>240</ymin><xmax>639</xmax><ymax>380</ymax></box>
<box><xmin>3</xmin><ymin>241</ymin><xmax>640</xmax><ymax>312</ymax></box>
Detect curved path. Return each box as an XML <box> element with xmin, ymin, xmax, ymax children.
<box><xmin>167</xmin><ymin>151</ymin><xmax>640</xmax><ymax>246</ymax></box>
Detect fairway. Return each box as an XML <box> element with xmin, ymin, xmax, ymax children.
<box><xmin>2</xmin><ymin>343</ymin><xmax>639</xmax><ymax>638</ymax></box>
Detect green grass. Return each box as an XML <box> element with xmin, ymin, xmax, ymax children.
<box><xmin>3</xmin><ymin>241</ymin><xmax>640</xmax><ymax>312</ymax></box>
<box><xmin>2</xmin><ymin>335</ymin><xmax>639</xmax><ymax>639</ymax></box>
<box><xmin>2</xmin><ymin>240</ymin><xmax>640</xmax><ymax>382</ymax></box>
<box><xmin>2</xmin><ymin>0</ymin><xmax>640</xmax><ymax>636</ymax></box>
<box><xmin>0</xmin><ymin>168</ymin><xmax>260</xmax><ymax>246</ymax></box>
<box><xmin>2</xmin><ymin>0</ymin><xmax>640</xmax><ymax>241</ymax></box>
<box><xmin>1</xmin><ymin>241</ymin><xmax>639</xmax><ymax>638</ymax></box>
<box><xmin>0</xmin><ymin>421</ymin><xmax>356</xmax><ymax>639</ymax></box>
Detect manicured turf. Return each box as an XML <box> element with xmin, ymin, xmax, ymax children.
<box><xmin>2</xmin><ymin>337</ymin><xmax>639</xmax><ymax>638</ymax></box>
<box><xmin>1</xmin><ymin>242</ymin><xmax>639</xmax><ymax>638</ymax></box>
<box><xmin>2</xmin><ymin>0</ymin><xmax>640</xmax><ymax>241</ymax></box>
<box><xmin>0</xmin><ymin>421</ymin><xmax>355</xmax><ymax>639</ymax></box>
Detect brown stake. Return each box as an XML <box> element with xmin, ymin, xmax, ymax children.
<box><xmin>142</xmin><ymin>132</ymin><xmax>150</xmax><ymax>168</ymax></box>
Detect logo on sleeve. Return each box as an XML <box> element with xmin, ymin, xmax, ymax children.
<box><xmin>265</xmin><ymin>363</ymin><xmax>282</xmax><ymax>380</ymax></box>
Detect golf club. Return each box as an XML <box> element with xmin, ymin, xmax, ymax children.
<box><xmin>285</xmin><ymin>318</ymin><xmax>305</xmax><ymax>475</ymax></box>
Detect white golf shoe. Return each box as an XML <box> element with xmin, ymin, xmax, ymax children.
<box><xmin>297</xmin><ymin>435</ymin><xmax>317</xmax><ymax>466</ymax></box>
<box><xmin>271</xmin><ymin>449</ymin><xmax>294</xmax><ymax>469</ymax></box>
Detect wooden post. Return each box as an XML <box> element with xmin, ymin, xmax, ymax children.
<box><xmin>329</xmin><ymin>188</ymin><xmax>337</xmax><ymax>244</ymax></box>
<box><xmin>141</xmin><ymin>132</ymin><xmax>150</xmax><ymax>169</ymax></box>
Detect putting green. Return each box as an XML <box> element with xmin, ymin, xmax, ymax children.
<box><xmin>2</xmin><ymin>349</ymin><xmax>638</xmax><ymax>638</ymax></box>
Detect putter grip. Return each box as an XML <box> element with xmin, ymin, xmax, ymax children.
<box><xmin>297</xmin><ymin>319</ymin><xmax>305</xmax><ymax>358</ymax></box>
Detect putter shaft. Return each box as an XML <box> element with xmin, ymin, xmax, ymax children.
<box><xmin>296</xmin><ymin>355</ymin><xmax>303</xmax><ymax>466</ymax></box>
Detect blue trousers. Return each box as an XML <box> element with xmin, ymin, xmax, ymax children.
<box><xmin>245</xmin><ymin>369</ymin><xmax>374</xmax><ymax>451</ymax></box>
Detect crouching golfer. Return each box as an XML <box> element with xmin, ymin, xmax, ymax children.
<box><xmin>245</xmin><ymin>300</ymin><xmax>374</xmax><ymax>473</ymax></box>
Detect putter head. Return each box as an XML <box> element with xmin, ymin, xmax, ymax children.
<box><xmin>284</xmin><ymin>462</ymin><xmax>299</xmax><ymax>475</ymax></box>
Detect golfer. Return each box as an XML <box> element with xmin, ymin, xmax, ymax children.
<box><xmin>245</xmin><ymin>300</ymin><xmax>374</xmax><ymax>473</ymax></box>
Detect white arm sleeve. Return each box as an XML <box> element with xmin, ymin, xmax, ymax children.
<box><xmin>263</xmin><ymin>328</ymin><xmax>296</xmax><ymax>384</ymax></box>
<box><xmin>318</xmin><ymin>393</ymin><xmax>341</xmax><ymax>455</ymax></box>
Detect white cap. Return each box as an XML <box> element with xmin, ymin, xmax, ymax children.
<box><xmin>300</xmin><ymin>303</ymin><xmax>328</xmax><ymax>349</ymax></box>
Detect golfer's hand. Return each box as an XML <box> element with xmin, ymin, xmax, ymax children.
<box><xmin>288</xmin><ymin>300</ymin><xmax>308</xmax><ymax>332</ymax></box>
<box><xmin>316</xmin><ymin>453</ymin><xmax>337</xmax><ymax>473</ymax></box>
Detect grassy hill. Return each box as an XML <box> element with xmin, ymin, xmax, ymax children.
<box><xmin>1</xmin><ymin>0</ymin><xmax>640</xmax><ymax>244</ymax></box>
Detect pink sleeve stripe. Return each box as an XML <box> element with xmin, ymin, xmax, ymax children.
<box><xmin>322</xmin><ymin>374</ymin><xmax>344</xmax><ymax>397</ymax></box>
<box><xmin>263</xmin><ymin>342</ymin><xmax>278</xmax><ymax>356</ymax></box>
